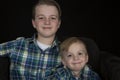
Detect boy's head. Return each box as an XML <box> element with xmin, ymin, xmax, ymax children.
<box><xmin>32</xmin><ymin>0</ymin><xmax>61</xmax><ymax>39</ymax></box>
<box><xmin>60</xmin><ymin>37</ymin><xmax>88</xmax><ymax>72</ymax></box>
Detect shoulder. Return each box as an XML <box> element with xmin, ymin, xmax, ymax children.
<box><xmin>83</xmin><ymin>65</ymin><xmax>101</xmax><ymax>80</ymax></box>
<box><xmin>15</xmin><ymin>37</ymin><xmax>25</xmax><ymax>42</ymax></box>
<box><xmin>14</xmin><ymin>37</ymin><xmax>34</xmax><ymax>44</ymax></box>
<box><xmin>88</xmin><ymin>68</ymin><xmax>101</xmax><ymax>80</ymax></box>
<box><xmin>15</xmin><ymin>37</ymin><xmax>32</xmax><ymax>41</ymax></box>
<box><xmin>4</xmin><ymin>37</ymin><xmax>34</xmax><ymax>48</ymax></box>
<box><xmin>0</xmin><ymin>37</ymin><xmax>26</xmax><ymax>46</ymax></box>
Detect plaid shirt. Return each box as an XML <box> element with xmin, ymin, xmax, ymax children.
<box><xmin>44</xmin><ymin>65</ymin><xmax>101</xmax><ymax>80</ymax></box>
<box><xmin>0</xmin><ymin>35</ymin><xmax>61</xmax><ymax>80</ymax></box>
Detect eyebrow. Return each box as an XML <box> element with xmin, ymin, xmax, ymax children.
<box><xmin>36</xmin><ymin>14</ymin><xmax>58</xmax><ymax>17</ymax></box>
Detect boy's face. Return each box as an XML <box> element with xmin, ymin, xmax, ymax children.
<box><xmin>32</xmin><ymin>5</ymin><xmax>61</xmax><ymax>38</ymax></box>
<box><xmin>62</xmin><ymin>42</ymin><xmax>88</xmax><ymax>72</ymax></box>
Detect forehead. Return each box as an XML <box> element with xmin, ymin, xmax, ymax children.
<box><xmin>35</xmin><ymin>5</ymin><xmax>59</xmax><ymax>15</ymax></box>
<box><xmin>68</xmin><ymin>42</ymin><xmax>86</xmax><ymax>51</ymax></box>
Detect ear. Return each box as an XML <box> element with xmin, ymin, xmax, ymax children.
<box><xmin>61</xmin><ymin>58</ymin><xmax>66</xmax><ymax>66</ymax></box>
<box><xmin>57</xmin><ymin>20</ymin><xmax>61</xmax><ymax>28</ymax></box>
<box><xmin>86</xmin><ymin>54</ymin><xmax>89</xmax><ymax>63</ymax></box>
<box><xmin>32</xmin><ymin>19</ymin><xmax>36</xmax><ymax>28</ymax></box>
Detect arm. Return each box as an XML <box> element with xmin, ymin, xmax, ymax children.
<box><xmin>0</xmin><ymin>37</ymin><xmax>24</xmax><ymax>56</ymax></box>
<box><xmin>0</xmin><ymin>41</ymin><xmax>14</xmax><ymax>56</ymax></box>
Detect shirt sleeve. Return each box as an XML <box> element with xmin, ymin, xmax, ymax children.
<box><xmin>0</xmin><ymin>41</ymin><xmax>15</xmax><ymax>56</ymax></box>
<box><xmin>0</xmin><ymin>37</ymin><xmax>24</xmax><ymax>56</ymax></box>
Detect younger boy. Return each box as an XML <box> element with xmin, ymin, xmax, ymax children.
<box><xmin>45</xmin><ymin>37</ymin><xmax>101</xmax><ymax>80</ymax></box>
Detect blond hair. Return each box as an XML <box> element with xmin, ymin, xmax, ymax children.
<box><xmin>60</xmin><ymin>37</ymin><xmax>87</xmax><ymax>57</ymax></box>
<box><xmin>32</xmin><ymin>0</ymin><xmax>61</xmax><ymax>20</ymax></box>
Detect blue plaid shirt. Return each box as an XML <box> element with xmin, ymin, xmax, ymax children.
<box><xmin>44</xmin><ymin>65</ymin><xmax>101</xmax><ymax>80</ymax></box>
<box><xmin>0</xmin><ymin>35</ymin><xmax>61</xmax><ymax>80</ymax></box>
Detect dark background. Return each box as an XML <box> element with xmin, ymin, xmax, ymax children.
<box><xmin>1</xmin><ymin>0</ymin><xmax>119</xmax><ymax>57</ymax></box>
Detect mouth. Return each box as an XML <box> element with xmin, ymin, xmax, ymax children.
<box><xmin>73</xmin><ymin>61</ymin><xmax>81</xmax><ymax>64</ymax></box>
<box><xmin>43</xmin><ymin>27</ymin><xmax>52</xmax><ymax>29</ymax></box>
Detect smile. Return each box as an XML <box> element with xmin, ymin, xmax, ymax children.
<box><xmin>43</xmin><ymin>27</ymin><xmax>52</xmax><ymax>29</ymax></box>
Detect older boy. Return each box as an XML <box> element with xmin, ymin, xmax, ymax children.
<box><xmin>0</xmin><ymin>0</ymin><xmax>61</xmax><ymax>79</ymax></box>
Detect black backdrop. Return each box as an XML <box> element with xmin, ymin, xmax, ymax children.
<box><xmin>1</xmin><ymin>0</ymin><xmax>118</xmax><ymax>57</ymax></box>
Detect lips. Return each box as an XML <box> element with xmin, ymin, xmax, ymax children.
<box><xmin>43</xmin><ymin>27</ymin><xmax>52</xmax><ymax>29</ymax></box>
<box><xmin>73</xmin><ymin>61</ymin><xmax>81</xmax><ymax>64</ymax></box>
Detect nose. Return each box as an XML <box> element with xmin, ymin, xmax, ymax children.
<box><xmin>44</xmin><ymin>18</ymin><xmax>50</xmax><ymax>25</ymax></box>
<box><xmin>73</xmin><ymin>55</ymin><xmax>79</xmax><ymax>60</ymax></box>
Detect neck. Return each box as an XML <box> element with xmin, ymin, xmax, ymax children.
<box><xmin>37</xmin><ymin>35</ymin><xmax>55</xmax><ymax>45</ymax></box>
<box><xmin>72</xmin><ymin>71</ymin><xmax>80</xmax><ymax>78</ymax></box>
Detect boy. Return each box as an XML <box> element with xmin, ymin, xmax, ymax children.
<box><xmin>0</xmin><ymin>0</ymin><xmax>61</xmax><ymax>79</ymax></box>
<box><xmin>45</xmin><ymin>37</ymin><xmax>101</xmax><ymax>80</ymax></box>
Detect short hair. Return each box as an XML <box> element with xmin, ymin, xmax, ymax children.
<box><xmin>60</xmin><ymin>37</ymin><xmax>87</xmax><ymax>57</ymax></box>
<box><xmin>32</xmin><ymin>0</ymin><xmax>61</xmax><ymax>20</ymax></box>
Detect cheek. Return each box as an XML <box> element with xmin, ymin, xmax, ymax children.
<box><xmin>53</xmin><ymin>21</ymin><xmax>60</xmax><ymax>27</ymax></box>
<box><xmin>66</xmin><ymin>59</ymin><xmax>72</xmax><ymax>64</ymax></box>
<box><xmin>36</xmin><ymin>21</ymin><xmax>42</xmax><ymax>26</ymax></box>
<box><xmin>83</xmin><ymin>56</ymin><xmax>88</xmax><ymax>63</ymax></box>
<box><xmin>32</xmin><ymin>20</ymin><xmax>39</xmax><ymax>28</ymax></box>
<box><xmin>63</xmin><ymin>58</ymin><xmax>71</xmax><ymax>65</ymax></box>
<box><xmin>85</xmin><ymin>55</ymin><xmax>88</xmax><ymax>62</ymax></box>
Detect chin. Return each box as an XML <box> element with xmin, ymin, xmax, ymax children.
<box><xmin>70</xmin><ymin>67</ymin><xmax>81</xmax><ymax>71</ymax></box>
<box><xmin>42</xmin><ymin>34</ymin><xmax>55</xmax><ymax>38</ymax></box>
<box><xmin>74</xmin><ymin>68</ymin><xmax>82</xmax><ymax>71</ymax></box>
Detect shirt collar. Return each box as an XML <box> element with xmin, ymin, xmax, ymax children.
<box><xmin>29</xmin><ymin>33</ymin><xmax>60</xmax><ymax>48</ymax></box>
<box><xmin>64</xmin><ymin>65</ymin><xmax>90</xmax><ymax>79</ymax></box>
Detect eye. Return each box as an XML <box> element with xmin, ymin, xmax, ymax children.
<box><xmin>36</xmin><ymin>16</ymin><xmax>45</xmax><ymax>20</ymax></box>
<box><xmin>50</xmin><ymin>17</ymin><xmax>57</xmax><ymax>20</ymax></box>
<box><xmin>38</xmin><ymin>17</ymin><xmax>44</xmax><ymax>20</ymax></box>
<box><xmin>78</xmin><ymin>52</ymin><xmax>82</xmax><ymax>55</ymax></box>
<box><xmin>67</xmin><ymin>54</ymin><xmax>72</xmax><ymax>57</ymax></box>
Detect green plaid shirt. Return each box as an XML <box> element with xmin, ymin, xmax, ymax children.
<box><xmin>0</xmin><ymin>35</ymin><xmax>61</xmax><ymax>80</ymax></box>
<box><xmin>44</xmin><ymin>65</ymin><xmax>101</xmax><ymax>80</ymax></box>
